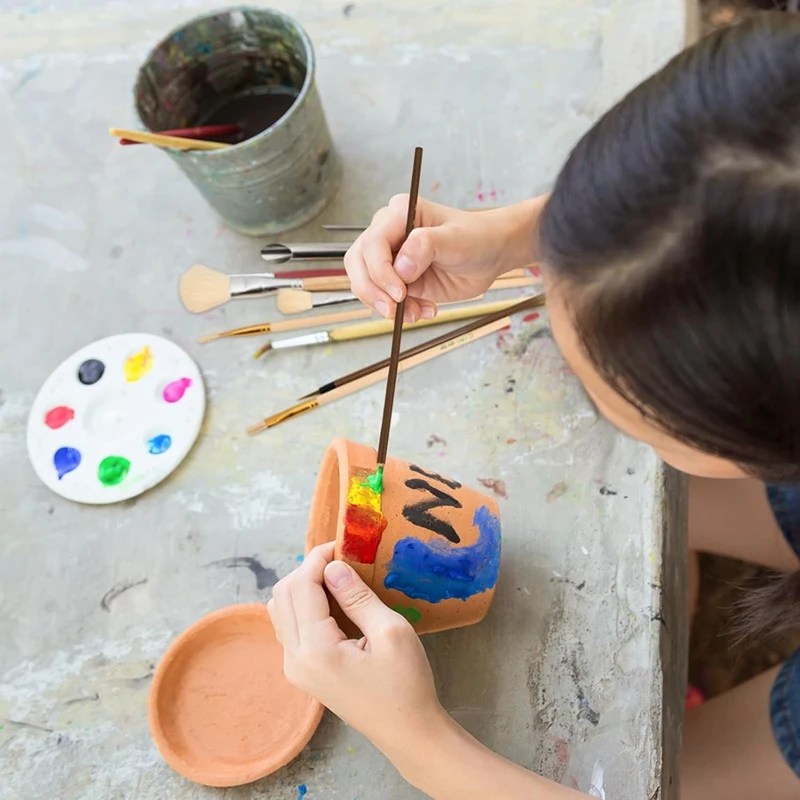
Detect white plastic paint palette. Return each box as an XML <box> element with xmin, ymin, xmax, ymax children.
<box><xmin>27</xmin><ymin>333</ymin><xmax>205</xmax><ymax>504</ymax></box>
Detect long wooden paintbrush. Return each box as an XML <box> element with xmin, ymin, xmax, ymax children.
<box><xmin>198</xmin><ymin>307</ymin><xmax>373</xmax><ymax>344</ymax></box>
<box><xmin>297</xmin><ymin>292</ymin><xmax>546</xmax><ymax>400</ymax></box>
<box><xmin>365</xmin><ymin>147</ymin><xmax>424</xmax><ymax>493</ymax></box>
<box><xmin>253</xmin><ymin>297</ymin><xmax>531</xmax><ymax>358</ymax></box>
<box><xmin>247</xmin><ymin>316</ymin><xmax>510</xmax><ymax>434</ymax></box>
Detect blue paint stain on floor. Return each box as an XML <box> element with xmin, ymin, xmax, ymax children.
<box><xmin>384</xmin><ymin>505</ymin><xmax>501</xmax><ymax>603</ymax></box>
<box><xmin>296</xmin><ymin>554</ymin><xmax>304</xmax><ymax>562</ymax></box>
<box><xmin>297</xmin><ymin>785</ymin><xmax>308</xmax><ymax>798</ymax></box>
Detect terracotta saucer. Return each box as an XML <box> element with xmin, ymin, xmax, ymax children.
<box><xmin>148</xmin><ymin>603</ymin><xmax>323</xmax><ymax>787</ymax></box>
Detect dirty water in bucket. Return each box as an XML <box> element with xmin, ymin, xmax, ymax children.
<box><xmin>197</xmin><ymin>88</ymin><xmax>299</xmax><ymax>144</ymax></box>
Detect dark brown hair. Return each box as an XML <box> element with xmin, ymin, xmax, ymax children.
<box><xmin>540</xmin><ymin>14</ymin><xmax>800</xmax><ymax>484</ymax></box>
<box><xmin>539</xmin><ymin>15</ymin><xmax>800</xmax><ymax>637</ymax></box>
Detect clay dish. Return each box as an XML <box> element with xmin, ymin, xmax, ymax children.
<box><xmin>148</xmin><ymin>603</ymin><xmax>323</xmax><ymax>787</ymax></box>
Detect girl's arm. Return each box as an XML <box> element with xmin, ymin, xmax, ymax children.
<box><xmin>268</xmin><ymin>544</ymin><xmax>586</xmax><ymax>800</ymax></box>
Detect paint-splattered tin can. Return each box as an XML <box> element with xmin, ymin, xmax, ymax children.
<box><xmin>134</xmin><ymin>7</ymin><xmax>341</xmax><ymax>236</ymax></box>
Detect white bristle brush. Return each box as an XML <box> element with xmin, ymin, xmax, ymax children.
<box><xmin>179</xmin><ymin>264</ymin><xmax>352</xmax><ymax>314</ymax></box>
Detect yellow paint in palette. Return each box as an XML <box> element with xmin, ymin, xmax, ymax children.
<box><xmin>124</xmin><ymin>346</ymin><xmax>153</xmax><ymax>382</ymax></box>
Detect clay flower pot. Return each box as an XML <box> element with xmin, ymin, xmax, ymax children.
<box><xmin>307</xmin><ymin>438</ymin><xmax>502</xmax><ymax>634</ymax></box>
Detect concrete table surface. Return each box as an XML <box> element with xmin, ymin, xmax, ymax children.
<box><xmin>0</xmin><ymin>1</ymin><xmax>694</xmax><ymax>797</ymax></box>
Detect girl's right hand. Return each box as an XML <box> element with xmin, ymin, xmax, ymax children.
<box><xmin>344</xmin><ymin>195</ymin><xmax>541</xmax><ymax>322</ymax></box>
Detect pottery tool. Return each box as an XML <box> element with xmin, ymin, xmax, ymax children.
<box><xmin>198</xmin><ymin>307</ymin><xmax>373</xmax><ymax>344</ymax></box>
<box><xmin>27</xmin><ymin>333</ymin><xmax>205</xmax><ymax>505</ymax></box>
<box><xmin>247</xmin><ymin>315</ymin><xmax>508</xmax><ymax>434</ymax></box>
<box><xmin>366</xmin><ymin>147</ymin><xmax>424</xmax><ymax>493</ymax></box>
<box><xmin>276</xmin><ymin>288</ymin><xmax>356</xmax><ymax>315</ymax></box>
<box><xmin>298</xmin><ymin>292</ymin><xmax>545</xmax><ymax>400</ymax></box>
<box><xmin>109</xmin><ymin>127</ymin><xmax>230</xmax><ymax>151</ymax></box>
<box><xmin>179</xmin><ymin>264</ymin><xmax>352</xmax><ymax>314</ymax></box>
<box><xmin>260</xmin><ymin>243</ymin><xmax>350</xmax><ymax>263</ymax></box>
<box><xmin>119</xmin><ymin>124</ymin><xmax>241</xmax><ymax>145</ymax></box>
<box><xmin>149</xmin><ymin>603</ymin><xmax>323</xmax><ymax>787</ymax></box>
<box><xmin>253</xmin><ymin>297</ymin><xmax>530</xmax><ymax>358</ymax></box>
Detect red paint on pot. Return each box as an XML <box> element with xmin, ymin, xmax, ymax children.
<box><xmin>342</xmin><ymin>504</ymin><xmax>388</xmax><ymax>564</ymax></box>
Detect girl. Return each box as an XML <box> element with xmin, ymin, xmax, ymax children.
<box><xmin>268</xmin><ymin>15</ymin><xmax>800</xmax><ymax>799</ymax></box>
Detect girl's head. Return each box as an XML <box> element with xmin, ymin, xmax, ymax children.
<box><xmin>539</xmin><ymin>14</ymin><xmax>800</xmax><ymax>481</ymax></box>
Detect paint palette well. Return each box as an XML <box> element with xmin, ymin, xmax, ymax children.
<box><xmin>27</xmin><ymin>333</ymin><xmax>205</xmax><ymax>504</ymax></box>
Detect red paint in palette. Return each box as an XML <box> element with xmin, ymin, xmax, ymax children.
<box><xmin>341</xmin><ymin>504</ymin><xmax>388</xmax><ymax>564</ymax></box>
<box><xmin>44</xmin><ymin>406</ymin><xmax>75</xmax><ymax>429</ymax></box>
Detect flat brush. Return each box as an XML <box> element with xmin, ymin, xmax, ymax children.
<box><xmin>247</xmin><ymin>316</ymin><xmax>510</xmax><ymax>434</ymax></box>
<box><xmin>179</xmin><ymin>264</ymin><xmax>352</xmax><ymax>314</ymax></box>
<box><xmin>274</xmin><ymin>276</ymin><xmax>534</xmax><ymax>317</ymax></box>
<box><xmin>276</xmin><ymin>288</ymin><xmax>356</xmax><ymax>315</ymax></box>
<box><xmin>198</xmin><ymin>307</ymin><xmax>372</xmax><ymax>343</ymax></box>
<box><xmin>255</xmin><ymin>297</ymin><xmax>529</xmax><ymax>358</ymax></box>
<box><xmin>298</xmin><ymin>292</ymin><xmax>545</xmax><ymax>400</ymax></box>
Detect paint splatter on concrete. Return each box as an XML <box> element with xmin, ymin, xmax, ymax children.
<box><xmin>297</xmin><ymin>785</ymin><xmax>308</xmax><ymax>798</ymax></box>
<box><xmin>477</xmin><ymin>477</ymin><xmax>508</xmax><ymax>499</ymax></box>
<box><xmin>506</xmin><ymin>437</ymin><xmax>517</xmax><ymax>445</ymax></box>
<box><xmin>100</xmin><ymin>578</ymin><xmax>148</xmax><ymax>612</ymax></box>
<box><xmin>206</xmin><ymin>556</ymin><xmax>278</xmax><ymax>590</ymax></box>
<box><xmin>599</xmin><ymin>486</ymin><xmax>618</xmax><ymax>496</ymax></box>
<box><xmin>546</xmin><ymin>481</ymin><xmax>568</xmax><ymax>502</ymax></box>
<box><xmin>426</xmin><ymin>433</ymin><xmax>447</xmax><ymax>448</ymax></box>
<box><xmin>522</xmin><ymin>312</ymin><xmax>540</xmax><ymax>323</ymax></box>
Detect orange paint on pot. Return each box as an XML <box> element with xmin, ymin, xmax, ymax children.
<box><xmin>149</xmin><ymin>604</ymin><xmax>322</xmax><ymax>787</ymax></box>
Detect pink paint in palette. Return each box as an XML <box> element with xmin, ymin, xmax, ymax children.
<box><xmin>26</xmin><ymin>334</ymin><xmax>206</xmax><ymax>505</ymax></box>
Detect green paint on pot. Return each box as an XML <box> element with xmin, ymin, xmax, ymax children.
<box><xmin>362</xmin><ymin>465</ymin><xmax>384</xmax><ymax>494</ymax></box>
<box><xmin>391</xmin><ymin>604</ymin><xmax>422</xmax><ymax>625</ymax></box>
<box><xmin>98</xmin><ymin>456</ymin><xmax>130</xmax><ymax>487</ymax></box>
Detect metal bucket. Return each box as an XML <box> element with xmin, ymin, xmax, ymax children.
<box><xmin>134</xmin><ymin>6</ymin><xmax>341</xmax><ymax>236</ymax></box>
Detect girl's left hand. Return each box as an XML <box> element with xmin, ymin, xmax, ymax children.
<box><xmin>267</xmin><ymin>543</ymin><xmax>448</xmax><ymax>755</ymax></box>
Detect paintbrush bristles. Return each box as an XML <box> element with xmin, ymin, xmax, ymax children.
<box><xmin>180</xmin><ymin>265</ymin><xmax>231</xmax><ymax>313</ymax></box>
<box><xmin>276</xmin><ymin>289</ymin><xmax>314</xmax><ymax>315</ymax></box>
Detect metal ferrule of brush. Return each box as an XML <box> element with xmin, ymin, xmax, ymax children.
<box><xmin>272</xmin><ymin>331</ymin><xmax>331</xmax><ymax>350</ymax></box>
<box><xmin>260</xmin><ymin>242</ymin><xmax>350</xmax><ymax>264</ymax></box>
<box><xmin>229</xmin><ymin>275</ymin><xmax>300</xmax><ymax>297</ymax></box>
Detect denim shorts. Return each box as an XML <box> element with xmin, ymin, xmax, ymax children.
<box><xmin>765</xmin><ymin>483</ymin><xmax>800</xmax><ymax>778</ymax></box>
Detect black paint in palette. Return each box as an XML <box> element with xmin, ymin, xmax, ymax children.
<box><xmin>198</xmin><ymin>88</ymin><xmax>299</xmax><ymax>144</ymax></box>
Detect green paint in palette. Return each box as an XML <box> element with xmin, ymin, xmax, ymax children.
<box><xmin>98</xmin><ymin>456</ymin><xmax>131</xmax><ymax>487</ymax></box>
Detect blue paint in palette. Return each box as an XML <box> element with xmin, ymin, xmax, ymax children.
<box><xmin>384</xmin><ymin>505</ymin><xmax>501</xmax><ymax>603</ymax></box>
<box><xmin>54</xmin><ymin>447</ymin><xmax>81</xmax><ymax>479</ymax></box>
<box><xmin>148</xmin><ymin>434</ymin><xmax>172</xmax><ymax>455</ymax></box>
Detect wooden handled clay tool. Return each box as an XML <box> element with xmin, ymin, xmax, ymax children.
<box><xmin>198</xmin><ymin>307</ymin><xmax>373</xmax><ymax>344</ymax></box>
<box><xmin>247</xmin><ymin>315</ymin><xmax>509</xmax><ymax>434</ymax></box>
<box><xmin>260</xmin><ymin>243</ymin><xmax>350</xmax><ymax>263</ymax></box>
<box><xmin>298</xmin><ymin>292</ymin><xmax>546</xmax><ymax>400</ymax></box>
<box><xmin>253</xmin><ymin>297</ymin><xmax>531</xmax><ymax>358</ymax></box>
<box><xmin>274</xmin><ymin>276</ymin><xmax>534</xmax><ymax>317</ymax></box>
<box><xmin>179</xmin><ymin>264</ymin><xmax>352</xmax><ymax>314</ymax></box>
<box><xmin>119</xmin><ymin>124</ymin><xmax>241</xmax><ymax>145</ymax></box>
<box><xmin>109</xmin><ymin>127</ymin><xmax>230</xmax><ymax>151</ymax></box>
<box><xmin>366</xmin><ymin>147</ymin><xmax>424</xmax><ymax>493</ymax></box>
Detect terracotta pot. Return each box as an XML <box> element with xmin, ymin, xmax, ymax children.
<box><xmin>306</xmin><ymin>438</ymin><xmax>502</xmax><ymax>634</ymax></box>
<box><xmin>149</xmin><ymin>603</ymin><xmax>323</xmax><ymax>787</ymax></box>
